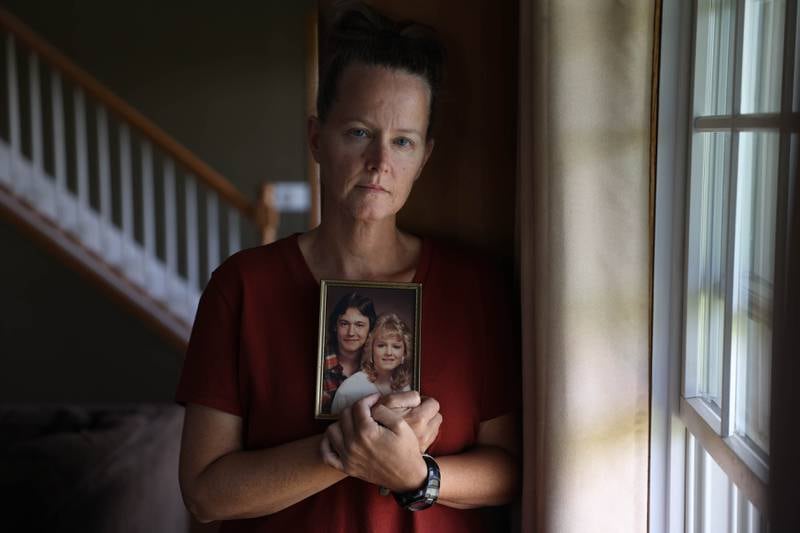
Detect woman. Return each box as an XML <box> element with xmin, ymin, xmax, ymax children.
<box><xmin>177</xmin><ymin>5</ymin><xmax>519</xmax><ymax>532</ymax></box>
<box><xmin>331</xmin><ymin>313</ymin><xmax>413</xmax><ymax>414</ymax></box>
<box><xmin>321</xmin><ymin>292</ymin><xmax>377</xmax><ymax>413</ymax></box>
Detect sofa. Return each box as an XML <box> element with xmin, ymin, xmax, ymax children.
<box><xmin>0</xmin><ymin>404</ymin><xmax>189</xmax><ymax>533</ymax></box>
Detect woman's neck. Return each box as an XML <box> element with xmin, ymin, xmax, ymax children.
<box><xmin>298</xmin><ymin>213</ymin><xmax>420</xmax><ymax>282</ymax></box>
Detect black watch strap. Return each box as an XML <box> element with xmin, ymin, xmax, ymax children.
<box><xmin>392</xmin><ymin>454</ymin><xmax>441</xmax><ymax>511</ymax></box>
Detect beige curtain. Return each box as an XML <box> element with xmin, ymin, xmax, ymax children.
<box><xmin>517</xmin><ymin>1</ymin><xmax>657</xmax><ymax>532</ymax></box>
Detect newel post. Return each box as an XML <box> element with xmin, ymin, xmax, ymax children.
<box><xmin>255</xmin><ymin>183</ymin><xmax>280</xmax><ymax>245</ymax></box>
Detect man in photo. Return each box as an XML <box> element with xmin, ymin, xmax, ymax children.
<box><xmin>321</xmin><ymin>292</ymin><xmax>377</xmax><ymax>413</ymax></box>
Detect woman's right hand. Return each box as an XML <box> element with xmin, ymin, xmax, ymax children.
<box><xmin>374</xmin><ymin>392</ymin><xmax>442</xmax><ymax>453</ymax></box>
<box><xmin>321</xmin><ymin>394</ymin><xmax>433</xmax><ymax>492</ymax></box>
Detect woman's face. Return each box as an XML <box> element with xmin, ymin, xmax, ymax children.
<box><xmin>336</xmin><ymin>307</ymin><xmax>370</xmax><ymax>355</ymax></box>
<box><xmin>372</xmin><ymin>331</ymin><xmax>405</xmax><ymax>374</ymax></box>
<box><xmin>309</xmin><ymin>63</ymin><xmax>435</xmax><ymax>223</ymax></box>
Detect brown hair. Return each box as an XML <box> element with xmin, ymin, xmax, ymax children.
<box><xmin>326</xmin><ymin>292</ymin><xmax>377</xmax><ymax>356</ymax></box>
<box><xmin>318</xmin><ymin>3</ymin><xmax>445</xmax><ymax>138</ymax></box>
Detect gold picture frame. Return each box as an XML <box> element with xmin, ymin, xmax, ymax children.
<box><xmin>315</xmin><ymin>279</ymin><xmax>422</xmax><ymax>420</ymax></box>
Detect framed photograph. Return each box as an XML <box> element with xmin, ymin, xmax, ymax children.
<box><xmin>315</xmin><ymin>280</ymin><xmax>422</xmax><ymax>419</ymax></box>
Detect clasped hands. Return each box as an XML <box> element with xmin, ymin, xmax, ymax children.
<box><xmin>320</xmin><ymin>392</ymin><xmax>442</xmax><ymax>493</ymax></box>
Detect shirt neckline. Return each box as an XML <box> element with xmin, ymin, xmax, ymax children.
<box><xmin>286</xmin><ymin>232</ymin><xmax>432</xmax><ymax>287</ymax></box>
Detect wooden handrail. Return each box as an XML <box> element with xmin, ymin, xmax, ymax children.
<box><xmin>0</xmin><ymin>7</ymin><xmax>254</xmax><ymax>220</ymax></box>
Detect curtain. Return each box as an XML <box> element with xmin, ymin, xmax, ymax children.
<box><xmin>517</xmin><ymin>1</ymin><xmax>657</xmax><ymax>532</ymax></box>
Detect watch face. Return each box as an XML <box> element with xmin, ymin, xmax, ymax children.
<box><xmin>407</xmin><ymin>498</ymin><xmax>435</xmax><ymax>512</ymax></box>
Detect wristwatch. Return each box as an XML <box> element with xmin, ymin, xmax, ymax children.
<box><xmin>392</xmin><ymin>454</ymin><xmax>441</xmax><ymax>511</ymax></box>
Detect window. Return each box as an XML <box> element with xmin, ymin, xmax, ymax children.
<box><xmin>652</xmin><ymin>1</ymin><xmax>797</xmax><ymax>532</ymax></box>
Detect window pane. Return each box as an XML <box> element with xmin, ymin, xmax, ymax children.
<box><xmin>737</xmin><ymin>490</ymin><xmax>767</xmax><ymax>533</ymax></box>
<box><xmin>705</xmin><ymin>444</ymin><xmax>733</xmax><ymax>532</ymax></box>
<box><xmin>741</xmin><ymin>0</ymin><xmax>786</xmax><ymax>114</ymax></box>
<box><xmin>687</xmin><ymin>132</ymin><xmax>731</xmax><ymax>407</ymax></box>
<box><xmin>686</xmin><ymin>431</ymin><xmax>769</xmax><ymax>533</ymax></box>
<box><xmin>732</xmin><ymin>131</ymin><xmax>778</xmax><ymax>455</ymax></box>
<box><xmin>694</xmin><ymin>0</ymin><xmax>736</xmax><ymax>117</ymax></box>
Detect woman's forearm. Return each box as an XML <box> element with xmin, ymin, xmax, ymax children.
<box><xmin>435</xmin><ymin>445</ymin><xmax>520</xmax><ymax>509</ymax></box>
<box><xmin>184</xmin><ymin>434</ymin><xmax>346</xmax><ymax>522</ymax></box>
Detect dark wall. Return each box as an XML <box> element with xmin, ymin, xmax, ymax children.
<box><xmin>3</xmin><ymin>0</ymin><xmax>312</xmax><ymax>211</ymax></box>
<box><xmin>1</xmin><ymin>0</ymin><xmax>313</xmax><ymax>401</ymax></box>
<box><xmin>0</xmin><ymin>220</ymin><xmax>182</xmax><ymax>402</ymax></box>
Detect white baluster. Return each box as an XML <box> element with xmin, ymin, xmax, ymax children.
<box><xmin>227</xmin><ymin>208</ymin><xmax>241</xmax><ymax>257</ymax></box>
<box><xmin>96</xmin><ymin>106</ymin><xmax>115</xmax><ymax>262</ymax></box>
<box><xmin>28</xmin><ymin>51</ymin><xmax>44</xmax><ymax>206</ymax></box>
<box><xmin>50</xmin><ymin>71</ymin><xmax>69</xmax><ymax>227</ymax></box>
<box><xmin>3</xmin><ymin>34</ymin><xmax>21</xmax><ymax>189</ymax></box>
<box><xmin>185</xmin><ymin>177</ymin><xmax>199</xmax><ymax>317</ymax></box>
<box><xmin>73</xmin><ymin>87</ymin><xmax>95</xmax><ymax>247</ymax></box>
<box><xmin>206</xmin><ymin>189</ymin><xmax>220</xmax><ymax>279</ymax></box>
<box><xmin>141</xmin><ymin>141</ymin><xmax>160</xmax><ymax>295</ymax></box>
<box><xmin>163</xmin><ymin>159</ymin><xmax>179</xmax><ymax>310</ymax></box>
<box><xmin>119</xmin><ymin>124</ymin><xmax>139</xmax><ymax>282</ymax></box>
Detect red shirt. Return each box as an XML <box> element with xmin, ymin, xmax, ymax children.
<box><xmin>176</xmin><ymin>234</ymin><xmax>519</xmax><ymax>532</ymax></box>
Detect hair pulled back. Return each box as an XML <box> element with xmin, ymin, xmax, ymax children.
<box><xmin>317</xmin><ymin>4</ymin><xmax>445</xmax><ymax>138</ymax></box>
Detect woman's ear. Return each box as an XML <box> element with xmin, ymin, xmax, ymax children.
<box><xmin>424</xmin><ymin>138</ymin><xmax>435</xmax><ymax>164</ymax></box>
<box><xmin>308</xmin><ymin>116</ymin><xmax>322</xmax><ymax>163</ymax></box>
<box><xmin>415</xmin><ymin>138</ymin><xmax>435</xmax><ymax>182</ymax></box>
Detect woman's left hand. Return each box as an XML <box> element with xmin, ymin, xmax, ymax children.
<box><xmin>374</xmin><ymin>392</ymin><xmax>442</xmax><ymax>453</ymax></box>
<box><xmin>320</xmin><ymin>393</ymin><xmax>428</xmax><ymax>492</ymax></box>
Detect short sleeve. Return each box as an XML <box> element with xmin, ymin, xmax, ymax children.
<box><xmin>477</xmin><ymin>261</ymin><xmax>521</xmax><ymax>422</ymax></box>
<box><xmin>175</xmin><ymin>273</ymin><xmax>243</xmax><ymax>417</ymax></box>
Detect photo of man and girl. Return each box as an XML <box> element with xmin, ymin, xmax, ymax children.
<box><xmin>316</xmin><ymin>281</ymin><xmax>421</xmax><ymax>419</ymax></box>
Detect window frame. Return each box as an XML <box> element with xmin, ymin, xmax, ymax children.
<box><xmin>650</xmin><ymin>1</ymin><xmax>693</xmax><ymax>531</ymax></box>
<box><xmin>651</xmin><ymin>1</ymin><xmax>798</xmax><ymax>532</ymax></box>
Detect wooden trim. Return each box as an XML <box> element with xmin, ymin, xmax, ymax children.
<box><xmin>647</xmin><ymin>2</ymin><xmax>663</xmax><ymax>532</ymax></box>
<box><xmin>0</xmin><ymin>183</ymin><xmax>190</xmax><ymax>352</ymax></box>
<box><xmin>0</xmin><ymin>7</ymin><xmax>254</xmax><ymax>220</ymax></box>
<box><xmin>768</xmin><ymin>2</ymin><xmax>799</xmax><ymax>530</ymax></box>
<box><xmin>306</xmin><ymin>5</ymin><xmax>321</xmax><ymax>228</ymax></box>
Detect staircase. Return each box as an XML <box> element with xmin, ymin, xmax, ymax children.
<box><xmin>0</xmin><ymin>9</ymin><xmax>267</xmax><ymax>348</ymax></box>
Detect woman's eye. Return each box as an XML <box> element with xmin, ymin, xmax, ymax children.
<box><xmin>348</xmin><ymin>128</ymin><xmax>368</xmax><ymax>138</ymax></box>
<box><xmin>394</xmin><ymin>137</ymin><xmax>413</xmax><ymax>148</ymax></box>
